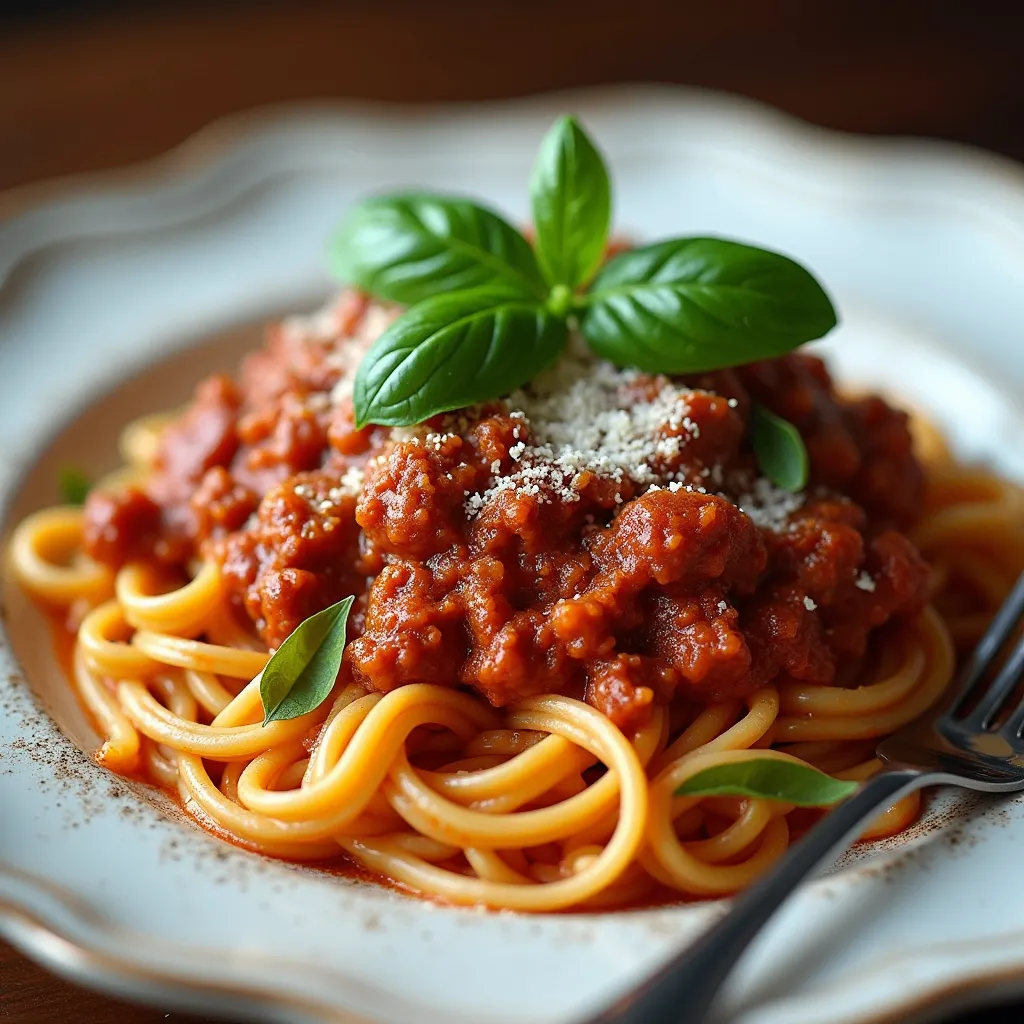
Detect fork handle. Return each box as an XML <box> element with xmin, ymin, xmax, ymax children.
<box><xmin>588</xmin><ymin>767</ymin><xmax>925</xmax><ymax>1024</ymax></box>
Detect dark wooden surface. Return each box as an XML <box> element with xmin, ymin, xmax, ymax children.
<box><xmin>4</xmin><ymin>0</ymin><xmax>1024</xmax><ymax>194</ymax></box>
<box><xmin>3</xmin><ymin>1</ymin><xmax>1024</xmax><ymax>1021</ymax></box>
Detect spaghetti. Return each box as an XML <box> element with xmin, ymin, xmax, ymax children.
<box><xmin>8</xmin><ymin>293</ymin><xmax>1023</xmax><ymax>912</ymax></box>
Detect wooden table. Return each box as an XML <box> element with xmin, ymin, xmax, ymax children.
<box><xmin>3</xmin><ymin>1</ymin><xmax>1024</xmax><ymax>1021</ymax></box>
<box><xmin>5</xmin><ymin>0</ymin><xmax>1024</xmax><ymax>193</ymax></box>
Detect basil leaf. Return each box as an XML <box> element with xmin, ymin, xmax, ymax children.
<box><xmin>353</xmin><ymin>287</ymin><xmax>567</xmax><ymax>428</ymax></box>
<box><xmin>580</xmin><ymin>238</ymin><xmax>837</xmax><ymax>373</ymax></box>
<box><xmin>530</xmin><ymin>115</ymin><xmax>611</xmax><ymax>289</ymax></box>
<box><xmin>752</xmin><ymin>403</ymin><xmax>809</xmax><ymax>492</ymax></box>
<box><xmin>675</xmin><ymin>759</ymin><xmax>859</xmax><ymax>806</ymax></box>
<box><xmin>59</xmin><ymin>466</ymin><xmax>91</xmax><ymax>505</ymax></box>
<box><xmin>260</xmin><ymin>596</ymin><xmax>354</xmax><ymax>725</ymax></box>
<box><xmin>329</xmin><ymin>193</ymin><xmax>546</xmax><ymax>304</ymax></box>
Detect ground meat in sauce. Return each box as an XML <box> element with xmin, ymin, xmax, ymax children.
<box><xmin>82</xmin><ymin>291</ymin><xmax>930</xmax><ymax>730</ymax></box>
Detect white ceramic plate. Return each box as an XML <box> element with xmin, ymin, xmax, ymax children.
<box><xmin>3</xmin><ymin>86</ymin><xmax>1024</xmax><ymax>1024</ymax></box>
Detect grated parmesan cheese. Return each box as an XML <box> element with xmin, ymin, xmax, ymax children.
<box><xmin>855</xmin><ymin>571</ymin><xmax>876</xmax><ymax>592</ymax></box>
<box><xmin>281</xmin><ymin>302</ymin><xmax>346</xmax><ymax>344</ymax></box>
<box><xmin>326</xmin><ymin>302</ymin><xmax>400</xmax><ymax>407</ymax></box>
<box><xmin>734</xmin><ymin>477</ymin><xmax>804</xmax><ymax>533</ymax></box>
<box><xmin>426</xmin><ymin>432</ymin><xmax>457</xmax><ymax>451</ymax></box>
<box><xmin>464</xmin><ymin>345</ymin><xmax>703</xmax><ymax>515</ymax></box>
<box><xmin>278</xmin><ymin>292</ymin><xmax>399</xmax><ymax>411</ymax></box>
<box><xmin>336</xmin><ymin>465</ymin><xmax>366</xmax><ymax>497</ymax></box>
<box><xmin>291</xmin><ymin>466</ymin><xmax>365</xmax><ymax>510</ymax></box>
<box><xmin>803</xmin><ymin>596</ymin><xmax>817</xmax><ymax>611</ymax></box>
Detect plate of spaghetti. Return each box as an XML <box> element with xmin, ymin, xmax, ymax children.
<box><xmin>3</xmin><ymin>87</ymin><xmax>1024</xmax><ymax>1024</ymax></box>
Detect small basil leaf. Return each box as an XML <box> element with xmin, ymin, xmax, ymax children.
<box><xmin>353</xmin><ymin>287</ymin><xmax>567</xmax><ymax>428</ymax></box>
<box><xmin>752</xmin><ymin>403</ymin><xmax>809</xmax><ymax>492</ymax></box>
<box><xmin>675</xmin><ymin>759</ymin><xmax>859</xmax><ymax>806</ymax></box>
<box><xmin>329</xmin><ymin>193</ymin><xmax>546</xmax><ymax>304</ymax></box>
<box><xmin>59</xmin><ymin>466</ymin><xmax>91</xmax><ymax>505</ymax></box>
<box><xmin>530</xmin><ymin>115</ymin><xmax>611</xmax><ymax>289</ymax></box>
<box><xmin>260</xmin><ymin>596</ymin><xmax>354</xmax><ymax>725</ymax></box>
<box><xmin>580</xmin><ymin>238</ymin><xmax>837</xmax><ymax>373</ymax></box>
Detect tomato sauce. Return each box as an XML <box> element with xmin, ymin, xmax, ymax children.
<box><xmin>82</xmin><ymin>292</ymin><xmax>929</xmax><ymax>729</ymax></box>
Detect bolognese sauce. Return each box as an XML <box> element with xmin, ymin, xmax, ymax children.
<box><xmin>82</xmin><ymin>290</ymin><xmax>929</xmax><ymax>732</ymax></box>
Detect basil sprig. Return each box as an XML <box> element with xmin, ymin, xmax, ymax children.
<box><xmin>58</xmin><ymin>466</ymin><xmax>92</xmax><ymax>505</ymax></box>
<box><xmin>331</xmin><ymin>115</ymin><xmax>829</xmax><ymax>482</ymax></box>
<box><xmin>259</xmin><ymin>596</ymin><xmax>354</xmax><ymax>724</ymax></box>
<box><xmin>675</xmin><ymin>759</ymin><xmax>859</xmax><ymax>806</ymax></box>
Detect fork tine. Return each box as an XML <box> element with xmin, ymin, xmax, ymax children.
<box><xmin>957</xmin><ymin>572</ymin><xmax>1024</xmax><ymax>728</ymax></box>
<box><xmin>997</xmin><ymin>640</ymin><xmax>1024</xmax><ymax>738</ymax></box>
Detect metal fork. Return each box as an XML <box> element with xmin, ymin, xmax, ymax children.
<box><xmin>587</xmin><ymin>572</ymin><xmax>1024</xmax><ymax>1024</ymax></box>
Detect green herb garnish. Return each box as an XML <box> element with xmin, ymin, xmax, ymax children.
<box><xmin>329</xmin><ymin>193</ymin><xmax>547</xmax><ymax>305</ymax></box>
<box><xmin>675</xmin><ymin>759</ymin><xmax>859</xmax><ymax>806</ymax></box>
<box><xmin>58</xmin><ymin>466</ymin><xmax>92</xmax><ymax>506</ymax></box>
<box><xmin>259</xmin><ymin>596</ymin><xmax>354</xmax><ymax>724</ymax></box>
<box><xmin>352</xmin><ymin>287</ymin><xmax>566</xmax><ymax>427</ymax></box>
<box><xmin>581</xmin><ymin>239</ymin><xmax>836</xmax><ymax>375</ymax></box>
<box><xmin>751</xmin><ymin>403</ymin><xmax>810</xmax><ymax>492</ymax></box>
<box><xmin>530</xmin><ymin>114</ymin><xmax>611</xmax><ymax>291</ymax></box>
<box><xmin>330</xmin><ymin>114</ymin><xmax>826</xmax><ymax>483</ymax></box>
